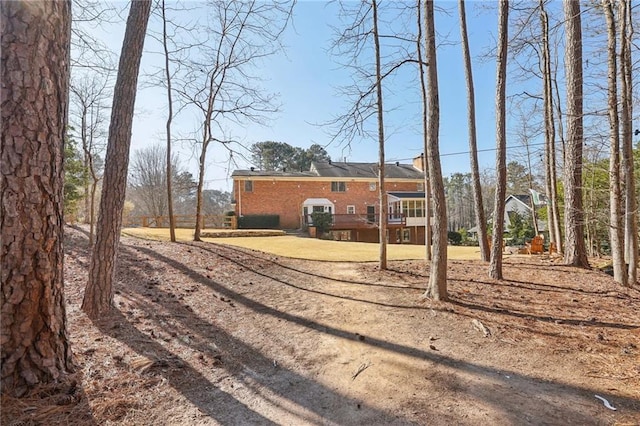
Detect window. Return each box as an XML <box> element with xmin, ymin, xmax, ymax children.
<box><xmin>331</xmin><ymin>181</ymin><xmax>346</xmax><ymax>192</ymax></box>
<box><xmin>417</xmin><ymin>182</ymin><xmax>424</xmax><ymax>191</ymax></box>
<box><xmin>334</xmin><ymin>230</ymin><xmax>351</xmax><ymax>241</ymax></box>
<box><xmin>244</xmin><ymin>180</ymin><xmax>253</xmax><ymax>192</ymax></box>
<box><xmin>369</xmin><ymin>182</ymin><xmax>376</xmax><ymax>191</ymax></box>
<box><xmin>402</xmin><ymin>229</ymin><xmax>411</xmax><ymax>242</ymax></box>
<box><xmin>347</xmin><ymin>205</ymin><xmax>355</xmax><ymax>214</ymax></box>
<box><xmin>402</xmin><ymin>199</ymin><xmax>425</xmax><ymax>217</ymax></box>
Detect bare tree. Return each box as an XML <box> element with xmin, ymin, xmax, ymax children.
<box><xmin>128</xmin><ymin>144</ymin><xmax>195</xmax><ymax>218</ymax></box>
<box><xmin>539</xmin><ymin>0</ymin><xmax>562</xmax><ymax>255</ymax></box>
<box><xmin>416</xmin><ymin>2</ymin><xmax>431</xmax><ymax>261</ymax></box>
<box><xmin>459</xmin><ymin>0</ymin><xmax>489</xmax><ymax>262</ymax></box>
<box><xmin>423</xmin><ymin>0</ymin><xmax>447</xmax><ymax>300</ymax></box>
<box><xmin>370</xmin><ymin>0</ymin><xmax>389</xmax><ymax>269</ymax></box>
<box><xmin>160</xmin><ymin>0</ymin><xmax>177</xmax><ymax>242</ymax></box>
<box><xmin>69</xmin><ymin>73</ymin><xmax>110</xmax><ymax>245</ymax></box>
<box><xmin>329</xmin><ymin>1</ymin><xmax>419</xmax><ymax>269</ymax></box>
<box><xmin>177</xmin><ymin>0</ymin><xmax>291</xmax><ymax>241</ymax></box>
<box><xmin>71</xmin><ymin>0</ymin><xmax>118</xmax><ymax>72</ymax></box>
<box><xmin>619</xmin><ymin>0</ymin><xmax>637</xmax><ymax>284</ymax></box>
<box><xmin>83</xmin><ymin>0</ymin><xmax>152</xmax><ymax>318</ymax></box>
<box><xmin>562</xmin><ymin>0</ymin><xmax>589</xmax><ymax>268</ymax></box>
<box><xmin>602</xmin><ymin>0</ymin><xmax>626</xmax><ymax>284</ymax></box>
<box><xmin>1</xmin><ymin>0</ymin><xmax>74</xmax><ymax>396</ymax></box>
<box><xmin>489</xmin><ymin>0</ymin><xmax>509</xmax><ymax>280</ymax></box>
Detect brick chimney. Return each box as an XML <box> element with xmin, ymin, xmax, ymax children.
<box><xmin>412</xmin><ymin>154</ymin><xmax>425</xmax><ymax>171</ymax></box>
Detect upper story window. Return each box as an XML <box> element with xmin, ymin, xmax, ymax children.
<box><xmin>402</xmin><ymin>200</ymin><xmax>425</xmax><ymax>217</ymax></box>
<box><xmin>417</xmin><ymin>182</ymin><xmax>424</xmax><ymax>191</ymax></box>
<box><xmin>331</xmin><ymin>181</ymin><xmax>346</xmax><ymax>192</ymax></box>
<box><xmin>347</xmin><ymin>205</ymin><xmax>355</xmax><ymax>214</ymax></box>
<box><xmin>369</xmin><ymin>182</ymin><xmax>377</xmax><ymax>191</ymax></box>
<box><xmin>244</xmin><ymin>180</ymin><xmax>253</xmax><ymax>192</ymax></box>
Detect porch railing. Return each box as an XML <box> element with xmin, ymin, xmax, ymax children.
<box><xmin>304</xmin><ymin>213</ymin><xmax>406</xmax><ymax>228</ymax></box>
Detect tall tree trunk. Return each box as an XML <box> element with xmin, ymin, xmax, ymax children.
<box><xmin>416</xmin><ymin>1</ymin><xmax>431</xmax><ymax>261</ymax></box>
<box><xmin>372</xmin><ymin>0</ymin><xmax>387</xmax><ymax>270</ymax></box>
<box><xmin>161</xmin><ymin>0</ymin><xmax>176</xmax><ymax>243</ymax></box>
<box><xmin>423</xmin><ymin>0</ymin><xmax>447</xmax><ymax>301</ymax></box>
<box><xmin>562</xmin><ymin>0</ymin><xmax>589</xmax><ymax>268</ymax></box>
<box><xmin>602</xmin><ymin>0</ymin><xmax>627</xmax><ymax>285</ymax></box>
<box><xmin>1</xmin><ymin>0</ymin><xmax>74</xmax><ymax>396</ymax></box>
<box><xmin>459</xmin><ymin>0</ymin><xmax>489</xmax><ymax>261</ymax></box>
<box><xmin>540</xmin><ymin>0</ymin><xmax>562</xmax><ymax>254</ymax></box>
<box><xmin>551</xmin><ymin>74</ymin><xmax>564</xmax><ymax>254</ymax></box>
<box><xmin>489</xmin><ymin>0</ymin><xmax>509</xmax><ymax>280</ymax></box>
<box><xmin>83</xmin><ymin>0</ymin><xmax>151</xmax><ymax>318</ymax></box>
<box><xmin>619</xmin><ymin>0</ymin><xmax>638</xmax><ymax>284</ymax></box>
<box><xmin>194</xmin><ymin>142</ymin><xmax>208</xmax><ymax>241</ymax></box>
<box><xmin>80</xmin><ymin>106</ymin><xmax>91</xmax><ymax>224</ymax></box>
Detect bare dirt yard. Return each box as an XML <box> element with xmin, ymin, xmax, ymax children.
<box><xmin>3</xmin><ymin>226</ymin><xmax>640</xmax><ymax>425</ymax></box>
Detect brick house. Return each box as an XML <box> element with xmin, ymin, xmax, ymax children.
<box><xmin>231</xmin><ymin>156</ymin><xmax>429</xmax><ymax>244</ymax></box>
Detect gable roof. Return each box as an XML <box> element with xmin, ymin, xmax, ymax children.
<box><xmin>232</xmin><ymin>169</ymin><xmax>316</xmax><ymax>178</ymax></box>
<box><xmin>232</xmin><ymin>161</ymin><xmax>424</xmax><ymax>179</ymax></box>
<box><xmin>310</xmin><ymin>161</ymin><xmax>423</xmax><ymax>179</ymax></box>
<box><xmin>507</xmin><ymin>193</ymin><xmax>547</xmax><ymax>208</ymax></box>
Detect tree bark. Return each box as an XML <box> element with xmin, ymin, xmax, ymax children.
<box><xmin>1</xmin><ymin>0</ymin><xmax>74</xmax><ymax>396</ymax></box>
<box><xmin>539</xmin><ymin>0</ymin><xmax>562</xmax><ymax>255</ymax></box>
<box><xmin>459</xmin><ymin>0</ymin><xmax>489</xmax><ymax>262</ymax></box>
<box><xmin>562</xmin><ymin>0</ymin><xmax>589</xmax><ymax>268</ymax></box>
<box><xmin>416</xmin><ymin>1</ymin><xmax>431</xmax><ymax>261</ymax></box>
<box><xmin>602</xmin><ymin>0</ymin><xmax>626</xmax><ymax>285</ymax></box>
<box><xmin>372</xmin><ymin>0</ymin><xmax>387</xmax><ymax>270</ymax></box>
<box><xmin>489</xmin><ymin>0</ymin><xmax>509</xmax><ymax>280</ymax></box>
<box><xmin>423</xmin><ymin>0</ymin><xmax>447</xmax><ymax>301</ymax></box>
<box><xmin>161</xmin><ymin>0</ymin><xmax>177</xmax><ymax>243</ymax></box>
<box><xmin>83</xmin><ymin>0</ymin><xmax>151</xmax><ymax>318</ymax></box>
<box><xmin>619</xmin><ymin>0</ymin><xmax>638</xmax><ymax>285</ymax></box>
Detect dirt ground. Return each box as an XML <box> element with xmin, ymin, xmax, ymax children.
<box><xmin>3</xmin><ymin>225</ymin><xmax>640</xmax><ymax>425</ymax></box>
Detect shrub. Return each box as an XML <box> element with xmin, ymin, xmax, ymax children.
<box><xmin>447</xmin><ymin>231</ymin><xmax>462</xmax><ymax>246</ymax></box>
<box><xmin>311</xmin><ymin>211</ymin><xmax>333</xmax><ymax>235</ymax></box>
<box><xmin>238</xmin><ymin>214</ymin><xmax>279</xmax><ymax>229</ymax></box>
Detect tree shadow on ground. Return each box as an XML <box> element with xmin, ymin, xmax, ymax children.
<box><xmin>127</xmin><ymin>240</ymin><xmax>640</xmax><ymax>423</ymax></box>
<box><xmin>197</xmin><ymin>241</ymin><xmax>417</xmax><ymax>289</ymax></box>
<box><xmin>92</xmin><ymin>244</ymin><xmax>405</xmax><ymax>424</ymax></box>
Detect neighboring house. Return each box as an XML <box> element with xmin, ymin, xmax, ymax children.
<box><xmin>231</xmin><ymin>157</ymin><xmax>429</xmax><ymax>244</ymax></box>
<box><xmin>468</xmin><ymin>193</ymin><xmax>547</xmax><ymax>241</ymax></box>
<box><xmin>504</xmin><ymin>194</ymin><xmax>546</xmax><ymax>232</ymax></box>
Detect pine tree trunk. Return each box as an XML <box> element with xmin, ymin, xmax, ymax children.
<box><xmin>1</xmin><ymin>0</ymin><xmax>74</xmax><ymax>396</ymax></box>
<box><xmin>459</xmin><ymin>0</ymin><xmax>489</xmax><ymax>262</ymax></box>
<box><xmin>562</xmin><ymin>0</ymin><xmax>589</xmax><ymax>268</ymax></box>
<box><xmin>372</xmin><ymin>0</ymin><xmax>387</xmax><ymax>270</ymax></box>
<box><xmin>619</xmin><ymin>0</ymin><xmax>638</xmax><ymax>285</ymax></box>
<box><xmin>423</xmin><ymin>0</ymin><xmax>447</xmax><ymax>300</ymax></box>
<box><xmin>489</xmin><ymin>0</ymin><xmax>509</xmax><ymax>280</ymax></box>
<box><xmin>83</xmin><ymin>0</ymin><xmax>151</xmax><ymax>318</ymax></box>
<box><xmin>540</xmin><ymin>0</ymin><xmax>563</xmax><ymax>255</ymax></box>
<box><xmin>603</xmin><ymin>0</ymin><xmax>627</xmax><ymax>285</ymax></box>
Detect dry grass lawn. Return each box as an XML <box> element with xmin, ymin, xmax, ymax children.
<box><xmin>122</xmin><ymin>227</ymin><xmax>481</xmax><ymax>261</ymax></box>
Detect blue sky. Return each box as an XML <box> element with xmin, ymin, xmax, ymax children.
<box><xmin>88</xmin><ymin>1</ymin><xmax>535</xmax><ymax>192</ymax></box>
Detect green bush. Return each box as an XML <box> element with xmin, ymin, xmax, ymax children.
<box><xmin>447</xmin><ymin>231</ymin><xmax>462</xmax><ymax>245</ymax></box>
<box><xmin>238</xmin><ymin>214</ymin><xmax>279</xmax><ymax>229</ymax></box>
<box><xmin>311</xmin><ymin>211</ymin><xmax>333</xmax><ymax>235</ymax></box>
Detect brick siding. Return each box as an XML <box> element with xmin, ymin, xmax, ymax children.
<box><xmin>234</xmin><ymin>178</ymin><xmax>423</xmax><ymax>229</ymax></box>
